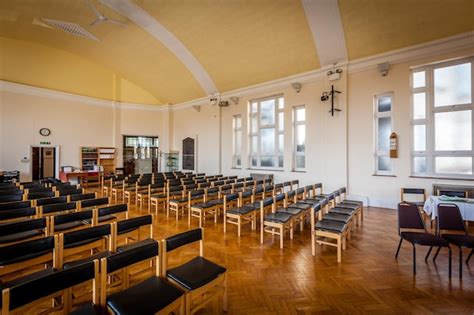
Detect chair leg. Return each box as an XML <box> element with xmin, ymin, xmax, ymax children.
<box><xmin>425</xmin><ymin>246</ymin><xmax>433</xmax><ymax>262</ymax></box>
<box><xmin>459</xmin><ymin>247</ymin><xmax>463</xmax><ymax>279</ymax></box>
<box><xmin>433</xmin><ymin>247</ymin><xmax>441</xmax><ymax>262</ymax></box>
<box><xmin>413</xmin><ymin>244</ymin><xmax>416</xmax><ymax>275</ymax></box>
<box><xmin>448</xmin><ymin>247</ymin><xmax>452</xmax><ymax>279</ymax></box>
<box><xmin>395</xmin><ymin>238</ymin><xmax>403</xmax><ymax>258</ymax></box>
<box><xmin>467</xmin><ymin>249</ymin><xmax>473</xmax><ymax>264</ymax></box>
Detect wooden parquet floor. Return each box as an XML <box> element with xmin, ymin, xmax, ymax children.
<box><xmin>119</xmin><ymin>197</ymin><xmax>474</xmax><ymax>315</ymax></box>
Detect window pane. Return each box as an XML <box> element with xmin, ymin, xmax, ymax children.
<box><xmin>413</xmin><ymin>93</ymin><xmax>426</xmax><ymax>119</ymax></box>
<box><xmin>251</xmin><ymin>115</ymin><xmax>257</xmax><ymax>132</ymax></box>
<box><xmin>278</xmin><ymin>134</ymin><xmax>284</xmax><ymax>154</ymax></box>
<box><xmin>260</xmin><ymin>128</ymin><xmax>275</xmax><ymax>154</ymax></box>
<box><xmin>296</xmin><ymin>107</ymin><xmax>305</xmax><ymax>122</ymax></box>
<box><xmin>251</xmin><ymin>136</ymin><xmax>258</xmax><ymax>154</ymax></box>
<box><xmin>413</xmin><ymin>125</ymin><xmax>426</xmax><ymax>151</ymax></box>
<box><xmin>296</xmin><ymin>125</ymin><xmax>305</xmax><ymax>152</ymax></box>
<box><xmin>377</xmin><ymin>117</ymin><xmax>391</xmax><ymax>152</ymax></box>
<box><xmin>296</xmin><ymin>155</ymin><xmax>305</xmax><ymax>169</ymax></box>
<box><xmin>278</xmin><ymin>156</ymin><xmax>284</xmax><ymax>168</ymax></box>
<box><xmin>434</xmin><ymin>63</ymin><xmax>471</xmax><ymax>106</ymax></box>
<box><xmin>251</xmin><ymin>156</ymin><xmax>257</xmax><ymax>167</ymax></box>
<box><xmin>413</xmin><ymin>71</ymin><xmax>426</xmax><ymax>88</ymax></box>
<box><xmin>278</xmin><ymin>97</ymin><xmax>284</xmax><ymax>109</ymax></box>
<box><xmin>236</xmin><ymin>156</ymin><xmax>241</xmax><ymax>166</ymax></box>
<box><xmin>378</xmin><ymin>156</ymin><xmax>392</xmax><ymax>172</ymax></box>
<box><xmin>235</xmin><ymin>116</ymin><xmax>241</xmax><ymax>128</ymax></box>
<box><xmin>251</xmin><ymin>102</ymin><xmax>258</xmax><ymax>113</ymax></box>
<box><xmin>435</xmin><ymin>157</ymin><xmax>472</xmax><ymax>175</ymax></box>
<box><xmin>378</xmin><ymin>96</ymin><xmax>391</xmax><ymax>112</ymax></box>
<box><xmin>261</xmin><ymin>156</ymin><xmax>275</xmax><ymax>167</ymax></box>
<box><xmin>235</xmin><ymin>131</ymin><xmax>241</xmax><ymax>154</ymax></box>
<box><xmin>278</xmin><ymin>112</ymin><xmax>284</xmax><ymax>131</ymax></box>
<box><xmin>260</xmin><ymin>100</ymin><xmax>275</xmax><ymax>125</ymax></box>
<box><xmin>413</xmin><ymin>157</ymin><xmax>427</xmax><ymax>174</ymax></box>
<box><xmin>435</xmin><ymin>110</ymin><xmax>472</xmax><ymax>151</ymax></box>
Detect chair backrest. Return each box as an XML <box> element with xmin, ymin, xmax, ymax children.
<box><xmin>0</xmin><ymin>207</ymin><xmax>36</xmax><ymax>222</ymax></box>
<box><xmin>0</xmin><ymin>218</ymin><xmax>47</xmax><ymax>238</ymax></box>
<box><xmin>2</xmin><ymin>260</ymin><xmax>97</xmax><ymax>314</ymax></box>
<box><xmin>0</xmin><ymin>194</ymin><xmax>24</xmax><ymax>203</ymax></box>
<box><xmin>106</xmin><ymin>239</ymin><xmax>158</xmax><ymax>274</ymax></box>
<box><xmin>397</xmin><ymin>203</ymin><xmax>425</xmax><ymax>233</ymax></box>
<box><xmin>0</xmin><ymin>201</ymin><xmax>31</xmax><ymax>211</ymax></box>
<box><xmin>0</xmin><ymin>236</ymin><xmax>54</xmax><ymax>268</ymax></box>
<box><xmin>438</xmin><ymin>190</ymin><xmax>467</xmax><ymax>198</ymax></box>
<box><xmin>26</xmin><ymin>187</ymin><xmax>53</xmax><ymax>194</ymax></box>
<box><xmin>165</xmin><ymin>228</ymin><xmax>202</xmax><ymax>252</ymax></box>
<box><xmin>62</xmin><ymin>224</ymin><xmax>111</xmax><ymax>248</ymax></box>
<box><xmin>57</xmin><ymin>188</ymin><xmax>84</xmax><ymax>196</ymax></box>
<box><xmin>80</xmin><ymin>197</ymin><xmax>109</xmax><ymax>209</ymax></box>
<box><xmin>70</xmin><ymin>193</ymin><xmax>96</xmax><ymax>202</ymax></box>
<box><xmin>401</xmin><ymin>188</ymin><xmax>426</xmax><ymax>203</ymax></box>
<box><xmin>116</xmin><ymin>215</ymin><xmax>152</xmax><ymax>235</ymax></box>
<box><xmin>98</xmin><ymin>204</ymin><xmax>128</xmax><ymax>217</ymax></box>
<box><xmin>42</xmin><ymin>202</ymin><xmax>76</xmax><ymax>215</ymax></box>
<box><xmin>26</xmin><ymin>191</ymin><xmax>56</xmax><ymax>200</ymax></box>
<box><xmin>0</xmin><ymin>190</ymin><xmax>23</xmax><ymax>197</ymax></box>
<box><xmin>36</xmin><ymin>196</ymin><xmax>68</xmax><ymax>206</ymax></box>
<box><xmin>224</xmin><ymin>193</ymin><xmax>239</xmax><ymax>204</ymax></box>
<box><xmin>53</xmin><ymin>209</ymin><xmax>94</xmax><ymax>227</ymax></box>
<box><xmin>437</xmin><ymin>203</ymin><xmax>466</xmax><ymax>234</ymax></box>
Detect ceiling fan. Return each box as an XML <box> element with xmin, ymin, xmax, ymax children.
<box><xmin>88</xmin><ymin>0</ymin><xmax>127</xmax><ymax>27</ymax></box>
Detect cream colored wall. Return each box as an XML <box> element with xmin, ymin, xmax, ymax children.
<box><xmin>347</xmin><ymin>48</ymin><xmax>474</xmax><ymax>208</ymax></box>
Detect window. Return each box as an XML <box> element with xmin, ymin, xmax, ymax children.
<box><xmin>411</xmin><ymin>58</ymin><xmax>473</xmax><ymax>178</ymax></box>
<box><xmin>232</xmin><ymin>115</ymin><xmax>242</xmax><ymax>168</ymax></box>
<box><xmin>293</xmin><ymin>105</ymin><xmax>306</xmax><ymax>170</ymax></box>
<box><xmin>374</xmin><ymin>93</ymin><xmax>393</xmax><ymax>174</ymax></box>
<box><xmin>249</xmin><ymin>95</ymin><xmax>284</xmax><ymax>169</ymax></box>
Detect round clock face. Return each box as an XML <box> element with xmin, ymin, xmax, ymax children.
<box><xmin>39</xmin><ymin>128</ymin><xmax>51</xmax><ymax>137</ymax></box>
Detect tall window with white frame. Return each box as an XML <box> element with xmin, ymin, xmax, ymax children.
<box><xmin>232</xmin><ymin>115</ymin><xmax>242</xmax><ymax>168</ymax></box>
<box><xmin>293</xmin><ymin>105</ymin><xmax>306</xmax><ymax>170</ymax></box>
<box><xmin>411</xmin><ymin>57</ymin><xmax>473</xmax><ymax>178</ymax></box>
<box><xmin>374</xmin><ymin>93</ymin><xmax>393</xmax><ymax>174</ymax></box>
<box><xmin>249</xmin><ymin>95</ymin><xmax>284</xmax><ymax>169</ymax></box>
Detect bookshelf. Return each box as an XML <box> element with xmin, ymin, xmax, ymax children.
<box><xmin>80</xmin><ymin>146</ymin><xmax>116</xmax><ymax>173</ymax></box>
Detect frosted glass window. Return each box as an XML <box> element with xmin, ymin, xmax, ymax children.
<box><xmin>251</xmin><ymin>156</ymin><xmax>257</xmax><ymax>166</ymax></box>
<box><xmin>235</xmin><ymin>131</ymin><xmax>241</xmax><ymax>154</ymax></box>
<box><xmin>377</xmin><ymin>117</ymin><xmax>391</xmax><ymax>152</ymax></box>
<box><xmin>413</xmin><ymin>125</ymin><xmax>426</xmax><ymax>151</ymax></box>
<box><xmin>235</xmin><ymin>116</ymin><xmax>242</xmax><ymax>128</ymax></box>
<box><xmin>278</xmin><ymin>112</ymin><xmax>284</xmax><ymax>131</ymax></box>
<box><xmin>296</xmin><ymin>156</ymin><xmax>305</xmax><ymax>169</ymax></box>
<box><xmin>251</xmin><ymin>116</ymin><xmax>257</xmax><ymax>132</ymax></box>
<box><xmin>260</xmin><ymin>128</ymin><xmax>275</xmax><ymax>154</ymax></box>
<box><xmin>278</xmin><ymin>97</ymin><xmax>285</xmax><ymax>109</ymax></box>
<box><xmin>413</xmin><ymin>71</ymin><xmax>426</xmax><ymax>88</ymax></box>
<box><xmin>378</xmin><ymin>96</ymin><xmax>391</xmax><ymax>112</ymax></box>
<box><xmin>296</xmin><ymin>107</ymin><xmax>305</xmax><ymax>121</ymax></box>
<box><xmin>434</xmin><ymin>63</ymin><xmax>471</xmax><ymax>107</ymax></box>
<box><xmin>296</xmin><ymin>125</ymin><xmax>305</xmax><ymax>152</ymax></box>
<box><xmin>436</xmin><ymin>157</ymin><xmax>472</xmax><ymax>175</ymax></box>
<box><xmin>435</xmin><ymin>110</ymin><xmax>472</xmax><ymax>151</ymax></box>
<box><xmin>261</xmin><ymin>156</ymin><xmax>274</xmax><ymax>167</ymax></box>
<box><xmin>278</xmin><ymin>134</ymin><xmax>284</xmax><ymax>154</ymax></box>
<box><xmin>251</xmin><ymin>136</ymin><xmax>258</xmax><ymax>154</ymax></box>
<box><xmin>413</xmin><ymin>157</ymin><xmax>427</xmax><ymax>174</ymax></box>
<box><xmin>260</xmin><ymin>100</ymin><xmax>275</xmax><ymax>125</ymax></box>
<box><xmin>251</xmin><ymin>103</ymin><xmax>258</xmax><ymax>113</ymax></box>
<box><xmin>378</xmin><ymin>156</ymin><xmax>392</xmax><ymax>172</ymax></box>
<box><xmin>232</xmin><ymin>115</ymin><xmax>242</xmax><ymax>168</ymax></box>
<box><xmin>278</xmin><ymin>156</ymin><xmax>284</xmax><ymax>168</ymax></box>
<box><xmin>413</xmin><ymin>93</ymin><xmax>426</xmax><ymax>119</ymax></box>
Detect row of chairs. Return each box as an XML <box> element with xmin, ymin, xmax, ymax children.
<box><xmin>0</xmin><ymin>186</ymin><xmax>85</xmax><ymax>203</ymax></box>
<box><xmin>1</xmin><ymin>228</ymin><xmax>226</xmax><ymax>315</ymax></box>
<box><xmin>396</xmin><ymin>202</ymin><xmax>474</xmax><ymax>278</ymax></box>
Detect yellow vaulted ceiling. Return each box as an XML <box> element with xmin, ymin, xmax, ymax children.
<box><xmin>135</xmin><ymin>0</ymin><xmax>320</xmax><ymax>92</ymax></box>
<box><xmin>338</xmin><ymin>0</ymin><xmax>474</xmax><ymax>60</ymax></box>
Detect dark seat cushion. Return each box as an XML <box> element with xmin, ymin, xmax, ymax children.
<box><xmin>191</xmin><ymin>202</ymin><xmax>217</xmax><ymax>209</ymax></box>
<box><xmin>329</xmin><ymin>208</ymin><xmax>356</xmax><ymax>216</ymax></box>
<box><xmin>276</xmin><ymin>207</ymin><xmax>303</xmax><ymax>216</ymax></box>
<box><xmin>54</xmin><ymin>221</ymin><xmax>85</xmax><ymax>232</ymax></box>
<box><xmin>207</xmin><ymin>199</ymin><xmax>223</xmax><ymax>206</ymax></box>
<box><xmin>264</xmin><ymin>212</ymin><xmax>293</xmax><ymax>223</ymax></box>
<box><xmin>337</xmin><ymin>203</ymin><xmax>360</xmax><ymax>210</ymax></box>
<box><xmin>150</xmin><ymin>193</ymin><xmax>166</xmax><ymax>199</ymax></box>
<box><xmin>69</xmin><ymin>303</ymin><xmax>100</xmax><ymax>315</ymax></box>
<box><xmin>288</xmin><ymin>203</ymin><xmax>312</xmax><ymax>210</ymax></box>
<box><xmin>300</xmin><ymin>198</ymin><xmax>325</xmax><ymax>205</ymax></box>
<box><xmin>323</xmin><ymin>213</ymin><xmax>352</xmax><ymax>224</ymax></box>
<box><xmin>342</xmin><ymin>199</ymin><xmax>363</xmax><ymax>206</ymax></box>
<box><xmin>442</xmin><ymin>234</ymin><xmax>474</xmax><ymax>248</ymax></box>
<box><xmin>167</xmin><ymin>256</ymin><xmax>226</xmax><ymax>291</ymax></box>
<box><xmin>227</xmin><ymin>206</ymin><xmax>256</xmax><ymax>215</ymax></box>
<box><xmin>0</xmin><ymin>230</ymin><xmax>44</xmax><ymax>244</ymax></box>
<box><xmin>315</xmin><ymin>220</ymin><xmax>346</xmax><ymax>233</ymax></box>
<box><xmin>401</xmin><ymin>232</ymin><xmax>449</xmax><ymax>247</ymax></box>
<box><xmin>63</xmin><ymin>251</ymin><xmax>111</xmax><ymax>269</ymax></box>
<box><xmin>107</xmin><ymin>277</ymin><xmax>183</xmax><ymax>314</ymax></box>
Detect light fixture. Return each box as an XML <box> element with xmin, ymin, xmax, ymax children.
<box><xmin>229</xmin><ymin>96</ymin><xmax>239</xmax><ymax>105</ymax></box>
<box><xmin>320</xmin><ymin>85</ymin><xmax>342</xmax><ymax>116</ymax></box>
<box><xmin>291</xmin><ymin>82</ymin><xmax>302</xmax><ymax>93</ymax></box>
<box><xmin>327</xmin><ymin>68</ymin><xmax>343</xmax><ymax>81</ymax></box>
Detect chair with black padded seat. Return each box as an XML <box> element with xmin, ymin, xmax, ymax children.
<box><xmin>50</xmin><ymin>209</ymin><xmax>97</xmax><ymax>235</ymax></box>
<box><xmin>78</xmin><ymin>197</ymin><xmax>110</xmax><ymax>211</ymax></box>
<box><xmin>57</xmin><ymin>188</ymin><xmax>84</xmax><ymax>197</ymax></box>
<box><xmin>338</xmin><ymin>187</ymin><xmax>363</xmax><ymax>206</ymax></box>
<box><xmin>169</xmin><ymin>189</ymin><xmax>204</xmax><ymax>222</ymax></box>
<box><xmin>0</xmin><ymin>218</ymin><xmax>48</xmax><ymax>246</ymax></box>
<box><xmin>219</xmin><ymin>184</ymin><xmax>233</xmax><ymax>195</ymax></box>
<box><xmin>0</xmin><ymin>201</ymin><xmax>31</xmax><ymax>211</ymax></box>
<box><xmin>0</xmin><ymin>207</ymin><xmax>38</xmax><ymax>223</ymax></box>
<box><xmin>189</xmin><ymin>188</ymin><xmax>224</xmax><ymax>227</ymax></box>
<box><xmin>313</xmin><ymin>212</ymin><xmax>350</xmax><ymax>263</ymax></box>
<box><xmin>102</xmin><ymin>176</ymin><xmax>124</xmax><ymax>198</ymax></box>
<box><xmin>0</xmin><ymin>190</ymin><xmax>23</xmax><ymax>197</ymax></box>
<box><xmin>400</xmin><ymin>188</ymin><xmax>426</xmax><ymax>209</ymax></box>
<box><xmin>260</xmin><ymin>196</ymin><xmax>293</xmax><ymax>249</ymax></box>
<box><xmin>290</xmin><ymin>180</ymin><xmax>299</xmax><ymax>190</ymax></box>
<box><xmin>113</xmin><ymin>215</ymin><xmax>153</xmax><ymax>251</ymax></box>
<box><xmin>395</xmin><ymin>202</ymin><xmax>452</xmax><ymax>277</ymax></box>
<box><xmin>111</xmin><ymin>177</ymin><xmax>139</xmax><ymax>203</ymax></box>
<box><xmin>301</xmin><ymin>197</ymin><xmax>329</xmax><ymax>221</ymax></box>
<box><xmin>437</xmin><ymin>190</ymin><xmax>467</xmax><ymax>198</ymax></box>
<box><xmin>314</xmin><ymin>190</ymin><xmax>337</xmax><ymax>208</ymax></box>
<box><xmin>1</xmin><ymin>260</ymin><xmax>99</xmax><ymax>315</ymax></box>
<box><xmin>231</xmin><ymin>182</ymin><xmax>244</xmax><ymax>193</ymax></box>
<box><xmin>262</xmin><ymin>184</ymin><xmax>275</xmax><ymax>198</ymax></box>
<box><xmin>100</xmin><ymin>239</ymin><xmax>185</xmax><ymax>315</ymax></box>
<box><xmin>35</xmin><ymin>196</ymin><xmax>68</xmax><ymax>207</ymax></box>
<box><xmin>0</xmin><ymin>236</ymin><xmax>56</xmax><ymax>282</ymax></box>
<box><xmin>150</xmin><ymin>185</ymin><xmax>180</xmax><ymax>216</ymax></box>
<box><xmin>434</xmin><ymin>203</ymin><xmax>474</xmax><ymax>278</ymax></box>
<box><xmin>40</xmin><ymin>202</ymin><xmax>77</xmax><ymax>217</ymax></box>
<box><xmin>239</xmin><ymin>189</ymin><xmax>253</xmax><ymax>206</ymax></box>
<box><xmin>163</xmin><ymin>228</ymin><xmax>226</xmax><ymax>314</ymax></box>
<box><xmin>0</xmin><ymin>195</ymin><xmax>24</xmax><ymax>204</ymax></box>
<box><xmin>123</xmin><ymin>179</ymin><xmax>152</xmax><ymax>205</ymax></box>
<box><xmin>138</xmin><ymin>182</ymin><xmax>165</xmax><ymax>211</ymax></box>
<box><xmin>56</xmin><ymin>224</ymin><xmax>111</xmax><ymax>269</ymax></box>
<box><xmin>94</xmin><ymin>204</ymin><xmax>129</xmax><ymax>225</ymax></box>
<box><xmin>69</xmin><ymin>193</ymin><xmax>97</xmax><ymax>203</ymax></box>
<box><xmin>273</xmin><ymin>183</ymin><xmax>285</xmax><ymax>195</ymax></box>
<box><xmin>275</xmin><ymin>192</ymin><xmax>307</xmax><ymax>232</ymax></box>
<box><xmin>224</xmin><ymin>192</ymin><xmax>255</xmax><ymax>237</ymax></box>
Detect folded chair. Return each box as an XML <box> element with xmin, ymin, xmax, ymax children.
<box><xmin>163</xmin><ymin>228</ymin><xmax>226</xmax><ymax>314</ymax></box>
<box><xmin>434</xmin><ymin>203</ymin><xmax>474</xmax><ymax>278</ymax></box>
<box><xmin>1</xmin><ymin>260</ymin><xmax>99</xmax><ymax>315</ymax></box>
<box><xmin>100</xmin><ymin>239</ymin><xmax>185</xmax><ymax>314</ymax></box>
<box><xmin>395</xmin><ymin>203</ymin><xmax>451</xmax><ymax>277</ymax></box>
<box><xmin>0</xmin><ymin>218</ymin><xmax>48</xmax><ymax>246</ymax></box>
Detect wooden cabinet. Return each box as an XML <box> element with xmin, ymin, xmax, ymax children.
<box><xmin>81</xmin><ymin>147</ymin><xmax>116</xmax><ymax>173</ymax></box>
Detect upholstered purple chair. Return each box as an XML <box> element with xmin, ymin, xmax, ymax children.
<box><xmin>396</xmin><ymin>203</ymin><xmax>451</xmax><ymax>277</ymax></box>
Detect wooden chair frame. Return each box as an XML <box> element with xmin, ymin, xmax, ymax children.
<box><xmin>260</xmin><ymin>199</ymin><xmax>294</xmax><ymax>249</ymax></box>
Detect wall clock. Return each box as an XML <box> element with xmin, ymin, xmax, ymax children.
<box><xmin>39</xmin><ymin>128</ymin><xmax>51</xmax><ymax>137</ymax></box>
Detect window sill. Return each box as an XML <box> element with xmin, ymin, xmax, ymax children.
<box><xmin>292</xmin><ymin>170</ymin><xmax>306</xmax><ymax>173</ymax></box>
<box><xmin>247</xmin><ymin>168</ymin><xmax>285</xmax><ymax>172</ymax></box>
<box><xmin>372</xmin><ymin>174</ymin><xmax>397</xmax><ymax>177</ymax></box>
<box><xmin>409</xmin><ymin>175</ymin><xmax>474</xmax><ymax>181</ymax></box>
<box><xmin>231</xmin><ymin>167</ymin><xmax>242</xmax><ymax>170</ymax></box>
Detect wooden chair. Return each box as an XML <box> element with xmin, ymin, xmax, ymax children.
<box><xmin>0</xmin><ymin>201</ymin><xmax>31</xmax><ymax>211</ymax></box>
<box><xmin>69</xmin><ymin>192</ymin><xmax>97</xmax><ymax>202</ymax></box>
<box><xmin>137</xmin><ymin>182</ymin><xmax>165</xmax><ymax>211</ymax></box>
<box><xmin>0</xmin><ymin>218</ymin><xmax>48</xmax><ymax>247</ymax></box>
<box><xmin>50</xmin><ymin>209</ymin><xmax>97</xmax><ymax>234</ymax></box>
<box><xmin>112</xmin><ymin>214</ymin><xmax>153</xmax><ymax>251</ymax></box>
<box><xmin>260</xmin><ymin>196</ymin><xmax>294</xmax><ymax>249</ymax></box>
<box><xmin>162</xmin><ymin>228</ymin><xmax>226</xmax><ymax>314</ymax></box>
<box><xmin>224</xmin><ymin>192</ymin><xmax>256</xmax><ymax>237</ymax></box>
<box><xmin>1</xmin><ymin>260</ymin><xmax>99</xmax><ymax>315</ymax></box>
<box><xmin>400</xmin><ymin>188</ymin><xmax>426</xmax><ymax>208</ymax></box>
<box><xmin>95</xmin><ymin>204</ymin><xmax>129</xmax><ymax>225</ymax></box>
<box><xmin>78</xmin><ymin>197</ymin><xmax>110</xmax><ymax>210</ymax></box>
<box><xmin>0</xmin><ymin>206</ymin><xmax>38</xmax><ymax>223</ymax></box>
<box><xmin>100</xmin><ymin>239</ymin><xmax>185</xmax><ymax>314</ymax></box>
<box><xmin>40</xmin><ymin>202</ymin><xmax>77</xmax><ymax>217</ymax></box>
<box><xmin>189</xmin><ymin>188</ymin><xmax>223</xmax><ymax>227</ymax></box>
